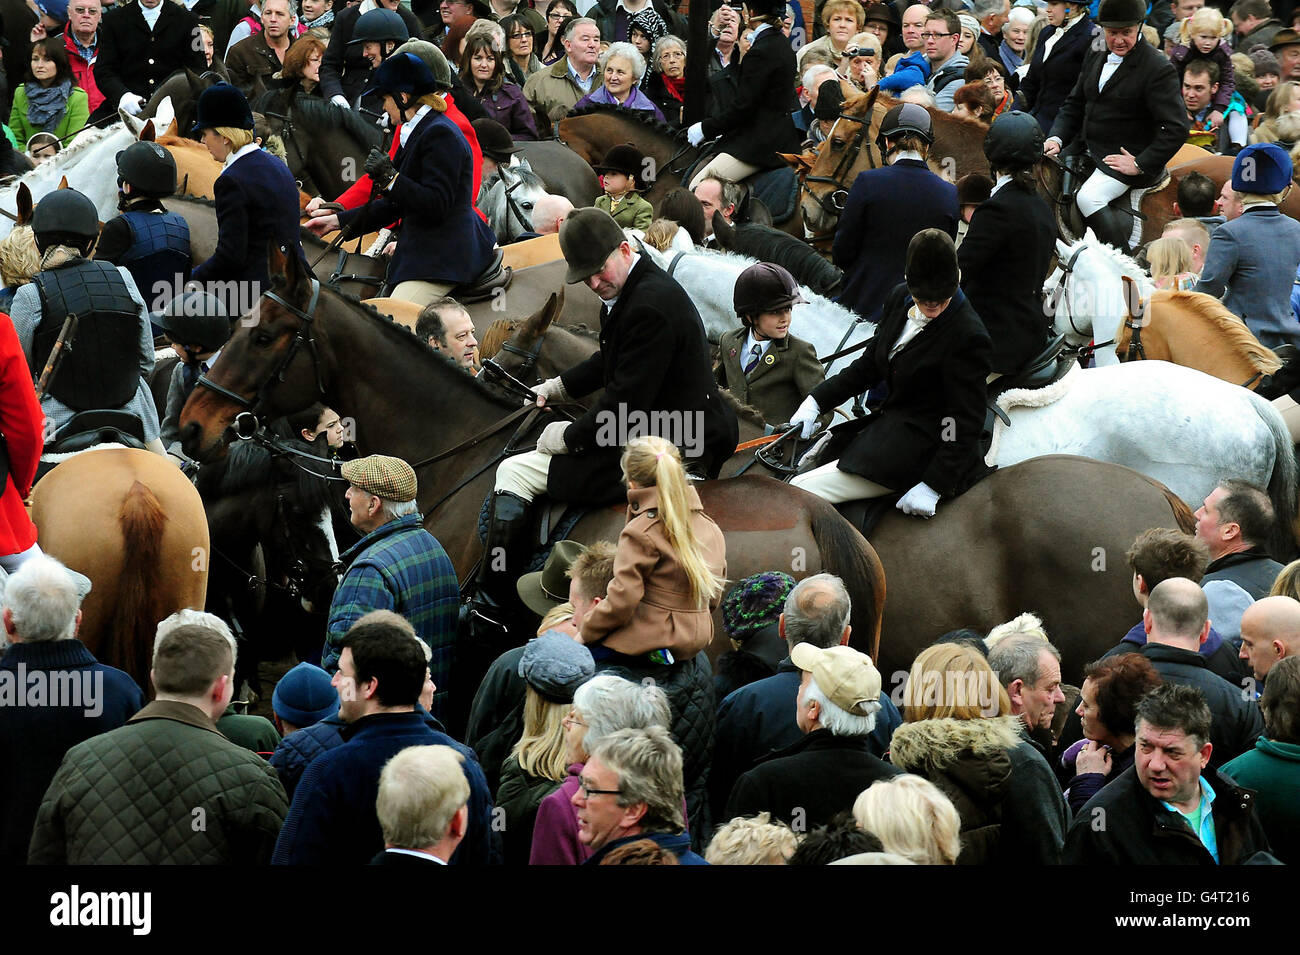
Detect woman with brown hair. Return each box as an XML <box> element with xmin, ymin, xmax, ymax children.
<box><xmin>9</xmin><ymin>38</ymin><xmax>88</xmax><ymax>150</ymax></box>
<box><xmin>460</xmin><ymin>34</ymin><xmax>538</xmax><ymax>140</ymax></box>
<box><xmin>538</xmin><ymin>0</ymin><xmax>578</xmax><ymax>65</ymax></box>
<box><xmin>270</xmin><ymin>34</ymin><xmax>328</xmax><ymax>100</ymax></box>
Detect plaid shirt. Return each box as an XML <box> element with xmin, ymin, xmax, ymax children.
<box><xmin>324</xmin><ymin>515</ymin><xmax>460</xmax><ymax>718</ymax></box>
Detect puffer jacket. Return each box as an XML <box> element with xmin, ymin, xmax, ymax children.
<box><xmin>28</xmin><ymin>701</ymin><xmax>288</xmax><ymax>864</ymax></box>
<box><xmin>268</xmin><ymin>715</ymin><xmax>346</xmax><ymax>802</ymax></box>
<box><xmin>598</xmin><ymin>653</ymin><xmax>714</xmax><ymax>850</ymax></box>
<box><xmin>889</xmin><ymin>715</ymin><xmax>1069</xmax><ymax>865</ymax></box>
<box><xmin>496</xmin><ymin>755</ymin><xmax>563</xmax><ymax>866</ymax></box>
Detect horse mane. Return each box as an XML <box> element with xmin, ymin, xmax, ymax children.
<box><xmin>563</xmin><ymin>103</ymin><xmax>678</xmax><ymax>140</ymax></box>
<box><xmin>291</xmin><ymin>96</ymin><xmax>383</xmax><ymax>150</ymax></box>
<box><xmin>728</xmin><ymin>222</ymin><xmax>843</xmax><ymax>296</ymax></box>
<box><xmin>1157</xmin><ymin>291</ymin><xmax>1283</xmax><ymax>373</ymax></box>
<box><xmin>480</xmin><ymin>318</ymin><xmax>519</xmax><ymax>360</ymax></box>
<box><xmin>165</xmin><ymin>193</ymin><xmax>218</xmax><ymax>210</ymax></box>
<box><xmin>1079</xmin><ymin>235</ymin><xmax>1149</xmax><ymax>285</ymax></box>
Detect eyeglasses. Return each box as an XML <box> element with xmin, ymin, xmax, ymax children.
<box><xmin>509</xmin><ymin>31</ymin><xmax>532</xmax><ymax>39</ymax></box>
<box><xmin>578</xmin><ymin>780</ymin><xmax>622</xmax><ymax>798</ymax></box>
<box><xmin>920</xmin><ymin>31</ymin><xmax>956</xmax><ymax>40</ymax></box>
<box><xmin>548</xmin><ymin>11</ymin><xmax>569</xmax><ymax>20</ymax></box>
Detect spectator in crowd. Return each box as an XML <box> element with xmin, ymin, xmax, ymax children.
<box><xmin>1222</xmin><ymin>655</ymin><xmax>1300</xmax><ymax>864</ymax></box>
<box><xmin>694</xmin><ymin>174</ymin><xmax>739</xmax><ymax>244</ymax></box>
<box><xmin>29</xmin><ymin>622</ymin><xmax>288</xmax><ymax>864</ymax></box>
<box><xmin>269</xmin><ymin>662</ymin><xmax>338</xmax><ymax>740</ymax></box>
<box><xmin>1232</xmin><ymin>0</ymin><xmax>1285</xmax><ymax>54</ymax></box>
<box><xmin>55</xmin><ymin>0</ymin><xmax>105</xmax><ymax>117</ymax></box>
<box><xmin>0</xmin><ymin>555</ymin><xmax>143</xmax><ymax>865</ymax></box>
<box><xmin>1131</xmin><ymin>578</ymin><xmax>1264</xmax><ymax>766</ymax></box>
<box><xmin>576</xmin><ymin>726</ymin><xmax>705</xmax><ymax>864</ymax></box>
<box><xmin>501</xmin><ymin>12</ymin><xmax>543</xmax><ymax>86</ymax></box>
<box><xmin>226</xmin><ymin>0</ymin><xmax>297</xmax><ymax>101</ymax></box>
<box><xmin>371</xmin><ymin>745</ymin><xmax>471</xmax><ymax>865</ymax></box>
<box><xmin>1194</xmin><ymin>480</ymin><xmax>1285</xmax><ymax>599</ymax></box>
<box><xmin>530</xmin><ymin>673</ymin><xmax>670</xmax><ymax>864</ymax></box>
<box><xmin>537</xmin><ymin>0</ymin><xmax>577</xmax><ymax>66</ymax></box>
<box><xmin>644</xmin><ymin>34</ymin><xmax>686</xmax><ymax>127</ymax></box>
<box><xmin>987</xmin><ymin>624</ymin><xmax>1067</xmax><ymax>752</ymax></box>
<box><xmin>10</xmin><ymin>38</ymin><xmax>89</xmax><ymax>151</ymax></box>
<box><xmin>724</xmin><ymin>644</ymin><xmax>902</xmax><ymax>830</ymax></box>
<box><xmin>890</xmin><ymin>642</ymin><xmax>1070</xmax><ymax>864</ymax></box>
<box><xmin>787</xmin><ymin>819</ymin><xmax>885</xmax><ymax>865</ymax></box>
<box><xmin>951</xmin><ymin>78</ymin><xmax>997</xmax><ymax>121</ymax></box>
<box><xmin>798</xmin><ymin>0</ymin><xmax>866</xmax><ymax>72</ymax></box>
<box><xmin>92</xmin><ymin>0</ymin><xmax>207</xmax><ymax>123</ymax></box>
<box><xmin>1163</xmin><ymin>218</ymin><xmax>1213</xmax><ymax>277</ymax></box>
<box><xmin>998</xmin><ymin>4</ymin><xmax>1033</xmax><ymax>73</ymax></box>
<box><xmin>704</xmin><ymin>812</ymin><xmax>798</xmax><ymax>865</ymax></box>
<box><xmin>261</xmin><ymin>32</ymin><xmax>326</xmax><ymax>102</ymax></box>
<box><xmin>1237</xmin><ymin>595</ymin><xmax>1300</xmax><ymax>681</ymax></box>
<box><xmin>417</xmin><ymin>297</ymin><xmax>481</xmax><ymax>371</ymax></box>
<box><xmin>1249</xmin><ymin>48</ymin><xmax>1280</xmax><ymax>110</ymax></box>
<box><xmin>460</xmin><ymin>33</ymin><xmax>538</xmax><ymax>140</ymax></box>
<box><xmin>524</xmin><ymin>16</ymin><xmax>601</xmax><ymax>130</ymax></box>
<box><xmin>1148</xmin><ymin>235</ymin><xmax>1199</xmax><ymax>289</ymax></box>
<box><xmin>273</xmin><ymin>616</ymin><xmax>497</xmax><ymax>865</ymax></box>
<box><xmin>1061</xmin><ymin>653</ymin><xmax>1164</xmax><ymax>814</ymax></box>
<box><xmin>597</xmin><ymin>838</ymin><xmax>681</xmax><ymax>864</ymax></box>
<box><xmin>973</xmin><ymin>0</ymin><xmax>1010</xmax><ymax>62</ymax></box>
<box><xmin>1273</xmin><ymin>27</ymin><xmax>1300</xmax><ymax>83</ymax></box>
<box><xmin>301</xmin><ymin>0</ymin><xmax>335</xmax><ymax>39</ymax></box>
<box><xmin>923</xmin><ymin>9</ymin><xmax>970</xmax><ymax>111</ymax></box>
<box><xmin>1248</xmin><ymin>79</ymin><xmax>1300</xmax><ymax>144</ymax></box>
<box><xmin>852</xmin><ymin>774</ymin><xmax>962</xmax><ymax>865</ymax></box>
<box><xmin>713</xmin><ymin>571</ymin><xmax>797</xmax><ymax>702</ymax></box>
<box><xmin>574</xmin><ymin>41</ymin><xmax>664</xmax><ymax>120</ymax></box>
<box><xmin>530</xmin><ymin>193</ymin><xmax>574</xmax><ymax>235</ymax></box>
<box><xmin>1063</xmin><ymin>684</ymin><xmax>1273</xmax><ymax>864</ymax></box>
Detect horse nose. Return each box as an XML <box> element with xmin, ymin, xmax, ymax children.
<box><xmin>179</xmin><ymin>420</ymin><xmax>202</xmax><ymax>458</ymax></box>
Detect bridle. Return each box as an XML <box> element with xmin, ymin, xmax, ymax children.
<box><xmin>802</xmin><ymin>109</ymin><xmax>879</xmax><ymax>218</ymax></box>
<box><xmin>494</xmin><ymin>164</ymin><xmax>536</xmax><ymax>238</ymax></box>
<box><xmin>1047</xmin><ymin>244</ymin><xmax>1118</xmax><ymax>363</ymax></box>
<box><xmin>486</xmin><ymin>331</ymin><xmax>545</xmax><ymax>384</ymax></box>
<box><xmin>264</xmin><ymin>107</ymin><xmax>317</xmax><ymax>196</ymax></box>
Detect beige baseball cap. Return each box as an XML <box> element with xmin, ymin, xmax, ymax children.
<box><xmin>790</xmin><ymin>643</ymin><xmax>882</xmax><ymax>716</ymax></box>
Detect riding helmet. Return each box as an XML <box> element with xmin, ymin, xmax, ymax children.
<box><xmin>473</xmin><ymin>118</ymin><xmax>523</xmax><ymax>165</ymax></box>
<box><xmin>878</xmin><ymin>102</ymin><xmax>934</xmax><ymax>145</ymax></box>
<box><xmin>593</xmin><ymin>143</ymin><xmax>647</xmax><ymax>184</ymax></box>
<box><xmin>733</xmin><ymin>262</ymin><xmax>807</xmax><ymax>319</ymax></box>
<box><xmin>348</xmin><ymin>7</ymin><xmax>410</xmax><ymax>46</ymax></box>
<box><xmin>905</xmin><ymin>228</ymin><xmax>960</xmax><ymax>304</ymax></box>
<box><xmin>813</xmin><ymin>78</ymin><xmax>845</xmax><ymax>122</ymax></box>
<box><xmin>392</xmin><ymin>38</ymin><xmax>454</xmax><ymax>92</ymax></box>
<box><xmin>362</xmin><ymin>52</ymin><xmax>440</xmax><ymax>100</ymax></box>
<box><xmin>983</xmin><ymin>110</ymin><xmax>1045</xmax><ymax>169</ymax></box>
<box><xmin>1231</xmin><ymin>142</ymin><xmax>1294</xmax><ymax>195</ymax></box>
<box><xmin>190</xmin><ymin>82</ymin><xmax>255</xmax><ymax>136</ymax></box>
<box><xmin>116</xmin><ymin>141</ymin><xmax>177</xmax><ymax>198</ymax></box>
<box><xmin>155</xmin><ymin>291</ymin><xmax>231</xmax><ymax>352</ymax></box>
<box><xmin>1096</xmin><ymin>0</ymin><xmax>1146</xmax><ymax>28</ymax></box>
<box><xmin>31</xmin><ymin>189</ymin><xmax>100</xmax><ymax>253</ymax></box>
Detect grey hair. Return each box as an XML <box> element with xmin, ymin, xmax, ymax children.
<box><xmin>563</xmin><ymin>15</ymin><xmax>598</xmax><ymax>40</ymax></box>
<box><xmin>971</xmin><ymin>0</ymin><xmax>1006</xmax><ymax>20</ymax></box>
<box><xmin>572</xmin><ymin>673</ymin><xmax>671</xmax><ymax>750</ymax></box>
<box><xmin>1</xmin><ymin>555</ymin><xmax>80</xmax><ymax>642</ymax></box>
<box><xmin>377</xmin><ymin>745</ymin><xmax>470</xmax><ymax>848</ymax></box>
<box><xmin>1005</xmin><ymin>5</ymin><xmax>1035</xmax><ymax>28</ymax></box>
<box><xmin>464</xmin><ymin>17</ymin><xmax>506</xmax><ymax>52</ymax></box>
<box><xmin>600</xmin><ymin>41</ymin><xmax>646</xmax><ymax>81</ymax></box>
<box><xmin>988</xmin><ymin>633</ymin><xmax>1060</xmax><ymax>691</ymax></box>
<box><xmin>590</xmin><ymin>725</ymin><xmax>685</xmax><ymax>834</ymax></box>
<box><xmin>156</xmin><ymin>609</ymin><xmax>237</xmax><ymax>665</ymax></box>
<box><xmin>803</xmin><ymin>680</ymin><xmax>879</xmax><ymax>736</ymax></box>
<box><xmin>652</xmin><ymin>34</ymin><xmax>686</xmax><ymax>71</ymax></box>
<box><xmin>802</xmin><ymin>63</ymin><xmax>838</xmax><ymax>96</ymax></box>
<box><xmin>783</xmin><ymin>573</ymin><xmax>852</xmax><ymax>653</ymax></box>
<box><xmin>985</xmin><ymin>611</ymin><xmax>1049</xmax><ymax>649</ymax></box>
<box><xmin>899</xmin><ymin>86</ymin><xmax>936</xmax><ymax>106</ymax></box>
<box><xmin>380</xmin><ymin>497</ymin><xmax>420</xmax><ymax>522</ymax></box>
<box><xmin>698</xmin><ymin>174</ymin><xmax>742</xmax><ymax>214</ymax></box>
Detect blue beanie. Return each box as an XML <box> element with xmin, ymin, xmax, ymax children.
<box><xmin>1232</xmin><ymin>143</ymin><xmax>1294</xmax><ymax>195</ymax></box>
<box><xmin>272</xmin><ymin>663</ymin><xmax>338</xmax><ymax>727</ymax></box>
<box><xmin>37</xmin><ymin>0</ymin><xmax>69</xmax><ymax>22</ymax></box>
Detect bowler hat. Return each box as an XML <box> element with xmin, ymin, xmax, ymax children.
<box><xmin>190</xmin><ymin>83</ymin><xmax>255</xmax><ymax>136</ymax></box>
<box><xmin>559</xmin><ymin>207</ymin><xmax>627</xmax><ymax>284</ymax></box>
<box><xmin>517</xmin><ymin>539</ymin><xmax>586</xmax><ymax>617</ymax></box>
<box><xmin>905</xmin><ymin>228</ymin><xmax>960</xmax><ymax>303</ymax></box>
<box><xmin>473</xmin><ymin>118</ymin><xmax>523</xmax><ymax>165</ymax></box>
<box><xmin>272</xmin><ymin>663</ymin><xmax>338</xmax><ymax>727</ymax></box>
<box><xmin>519</xmin><ymin>631</ymin><xmax>595</xmax><ymax>703</ymax></box>
<box><xmin>1271</xmin><ymin>28</ymin><xmax>1300</xmax><ymax>53</ymax></box>
<box><xmin>1232</xmin><ymin>142</ymin><xmax>1294</xmax><ymax>195</ymax></box>
<box><xmin>1096</xmin><ymin>0</ymin><xmax>1146</xmax><ymax>28</ymax></box>
<box><xmin>863</xmin><ymin>2</ymin><xmax>900</xmax><ymax>29</ymax></box>
<box><xmin>592</xmin><ymin>142</ymin><xmax>647</xmax><ymax>179</ymax></box>
<box><xmin>341</xmin><ymin>454</ymin><xmax>418</xmax><ymax>502</ymax></box>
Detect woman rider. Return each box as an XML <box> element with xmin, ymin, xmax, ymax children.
<box><xmin>304</xmin><ymin>53</ymin><xmax>495</xmax><ymax>306</ymax></box>
<box><xmin>788</xmin><ymin>229</ymin><xmax>993</xmax><ymax>519</ymax></box>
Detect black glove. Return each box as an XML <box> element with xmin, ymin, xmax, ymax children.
<box><xmin>365</xmin><ymin>148</ymin><xmax>397</xmax><ymax>188</ymax></box>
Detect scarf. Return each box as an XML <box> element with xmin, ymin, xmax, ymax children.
<box><xmin>40</xmin><ymin>245</ymin><xmax>86</xmax><ymax>271</ymax></box>
<box><xmin>25</xmin><ymin>80</ymin><xmax>73</xmax><ymax>133</ymax></box>
<box><xmin>662</xmin><ymin>74</ymin><xmax>685</xmax><ymax>103</ymax></box>
<box><xmin>304</xmin><ymin>10</ymin><xmax>334</xmax><ymax>29</ymax></box>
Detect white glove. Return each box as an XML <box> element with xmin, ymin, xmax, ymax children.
<box><xmin>529</xmin><ymin>375</ymin><xmax>571</xmax><ymax>406</ymax></box>
<box><xmin>330</xmin><ymin>94</ymin><xmax>351</xmax><ymax>110</ymax></box>
<box><xmin>687</xmin><ymin>122</ymin><xmax>705</xmax><ymax>147</ymax></box>
<box><xmin>119</xmin><ymin>92</ymin><xmax>145</xmax><ymax>116</ymax></box>
<box><xmin>536</xmin><ymin>420</ymin><xmax>570</xmax><ymax>455</ymax></box>
<box><xmin>896</xmin><ymin>481</ymin><xmax>941</xmax><ymax>519</ymax></box>
<box><xmin>790</xmin><ymin>395</ymin><xmax>821</xmax><ymax>439</ymax></box>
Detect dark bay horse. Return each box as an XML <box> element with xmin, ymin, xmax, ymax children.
<box><xmin>256</xmin><ymin>94</ymin><xmax>384</xmax><ymax>200</ymax></box>
<box><xmin>177</xmin><ymin>249</ymin><xmax>887</xmax><ymax>661</ymax></box>
<box><xmin>140</xmin><ymin>67</ymin><xmax>229</xmax><ymax>140</ymax></box>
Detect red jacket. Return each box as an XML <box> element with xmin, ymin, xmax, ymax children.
<box><xmin>334</xmin><ymin>94</ymin><xmax>487</xmax><ymax>223</ymax></box>
<box><xmin>0</xmin><ymin>318</ymin><xmax>43</xmax><ymax>555</ymax></box>
<box><xmin>64</xmin><ymin>27</ymin><xmax>105</xmax><ymax>117</ymax></box>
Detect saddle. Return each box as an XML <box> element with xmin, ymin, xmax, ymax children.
<box><xmin>452</xmin><ymin>247</ymin><xmax>513</xmax><ymax>304</ymax></box>
<box><xmin>36</xmin><ymin>410</ymin><xmax>149</xmax><ymax>483</ymax></box>
<box><xmin>1060</xmin><ymin>154</ymin><xmax>1170</xmax><ymax>253</ymax></box>
<box><xmin>986</xmin><ymin>334</ymin><xmax>1073</xmax><ymax>426</ymax></box>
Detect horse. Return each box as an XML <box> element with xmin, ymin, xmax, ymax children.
<box><xmin>478</xmin><ymin>163</ymin><xmax>554</xmax><ymax>243</ymax></box>
<box><xmin>139</xmin><ymin>67</ymin><xmax>229</xmax><ymax>140</ymax></box>
<box><xmin>709</xmin><ymin>215</ymin><xmax>844</xmax><ymax>297</ymax></box>
<box><xmin>176</xmin><ymin>250</ymin><xmax>889</xmax><ymax>667</ymax></box>
<box><xmin>29</xmin><ymin>448</ymin><xmax>210</xmax><ymax>689</ymax></box>
<box><xmin>514</xmin><ymin>140</ymin><xmax>601</xmax><ymax>207</ymax></box>
<box><xmin>1047</xmin><ymin>232</ymin><xmax>1147</xmax><ymax>368</ymax></box>
<box><xmin>257</xmin><ymin>94</ymin><xmax>384</xmax><ymax>200</ymax></box>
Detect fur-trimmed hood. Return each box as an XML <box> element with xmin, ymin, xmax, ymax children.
<box><xmin>889</xmin><ymin>716</ymin><xmax>1023</xmax><ymax>781</ymax></box>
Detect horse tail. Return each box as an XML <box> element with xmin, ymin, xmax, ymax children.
<box><xmin>807</xmin><ymin>495</ymin><xmax>887</xmax><ymax>664</ymax></box>
<box><xmin>1247</xmin><ymin>390</ymin><xmax>1299</xmax><ymax>561</ymax></box>
<box><xmin>110</xmin><ymin>480</ymin><xmax>170</xmax><ymax>686</ymax></box>
<box><xmin>1161</xmin><ymin>486</ymin><xmax>1197</xmax><ymax>535</ymax></box>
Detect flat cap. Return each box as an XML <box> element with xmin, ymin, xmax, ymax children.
<box><xmin>519</xmin><ymin>630</ymin><xmax>596</xmax><ymax>703</ymax></box>
<box><xmin>340</xmin><ymin>454</ymin><xmax>418</xmax><ymax>502</ymax></box>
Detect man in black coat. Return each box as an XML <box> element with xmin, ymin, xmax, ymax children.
<box><xmin>320</xmin><ymin>0</ymin><xmax>422</xmax><ymax>108</ymax></box>
<box><xmin>91</xmin><ymin>0</ymin><xmax>207</xmax><ymax>124</ymax></box>
<box><xmin>1063</xmin><ymin>683</ymin><xmax>1273</xmax><ymax>864</ymax></box>
<box><xmin>791</xmin><ymin>229</ymin><xmax>991</xmax><ymax>519</ymax></box>
<box><xmin>725</xmin><ymin>642</ymin><xmax>901</xmax><ymax>829</ymax></box>
<box><xmin>1020</xmin><ymin>2</ymin><xmax>1095</xmax><ymax>134</ymax></box>
<box><xmin>1043</xmin><ymin>0</ymin><xmax>1189</xmax><ymax>250</ymax></box>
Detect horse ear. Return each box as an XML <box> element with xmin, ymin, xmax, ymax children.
<box><xmin>268</xmin><ymin>242</ymin><xmax>308</xmax><ymax>301</ymax></box>
<box><xmin>1121</xmin><ymin>275</ymin><xmax>1145</xmax><ymax>321</ymax></box>
<box><xmin>120</xmin><ymin>108</ymin><xmax>146</xmax><ymax>137</ymax></box>
<box><xmin>779</xmin><ymin>152</ymin><xmax>814</xmax><ymax>175</ymax></box>
<box><xmin>186</xmin><ymin>67</ymin><xmax>203</xmax><ymax>95</ymax></box>
<box><xmin>1056</xmin><ymin>238</ymin><xmax>1070</xmax><ymax>258</ymax></box>
<box><xmin>536</xmin><ymin>290</ymin><xmax>561</xmax><ymax>335</ymax></box>
<box><xmin>140</xmin><ymin>120</ymin><xmax>156</xmax><ymax>143</ymax></box>
<box><xmin>712</xmin><ymin>212</ymin><xmax>735</xmax><ymax>249</ymax></box>
<box><xmin>58</xmin><ymin>176</ymin><xmax>69</xmax><ymax>190</ymax></box>
<box><xmin>164</xmin><ymin>119</ymin><xmax>180</xmax><ymax>139</ymax></box>
<box><xmin>16</xmin><ymin>184</ymin><xmax>33</xmax><ymax>226</ymax></box>
<box><xmin>865</xmin><ymin>85</ymin><xmax>880</xmax><ymax>113</ymax></box>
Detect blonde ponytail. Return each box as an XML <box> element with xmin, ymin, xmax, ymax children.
<box><xmin>621</xmin><ymin>435</ymin><xmax>726</xmax><ymax>608</ymax></box>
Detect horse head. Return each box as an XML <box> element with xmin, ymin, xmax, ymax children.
<box><xmin>485</xmin><ymin>289</ymin><xmax>569</xmax><ymax>386</ymax></box>
<box><xmin>179</xmin><ymin>244</ymin><xmax>327</xmax><ymax>462</ymax></box>
<box><xmin>799</xmin><ymin>86</ymin><xmax>883</xmax><ymax>235</ymax></box>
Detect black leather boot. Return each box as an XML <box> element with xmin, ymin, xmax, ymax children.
<box><xmin>1084</xmin><ymin>208</ymin><xmax>1135</xmax><ymax>254</ymax></box>
<box><xmin>464</xmin><ymin>490</ymin><xmax>532</xmax><ymax>642</ymax></box>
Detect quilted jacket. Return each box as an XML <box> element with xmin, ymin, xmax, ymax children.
<box><xmin>28</xmin><ymin>701</ymin><xmax>288</xmax><ymax>864</ymax></box>
<box><xmin>268</xmin><ymin>715</ymin><xmax>347</xmax><ymax>803</ymax></box>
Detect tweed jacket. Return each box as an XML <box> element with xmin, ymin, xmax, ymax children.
<box><xmin>1195</xmin><ymin>205</ymin><xmax>1300</xmax><ymax>350</ymax></box>
<box><xmin>715</xmin><ymin>327</ymin><xmax>826</xmax><ymax>427</ymax></box>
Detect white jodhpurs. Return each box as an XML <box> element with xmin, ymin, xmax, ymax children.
<box><xmin>790</xmin><ymin>460</ymin><xmax>895</xmax><ymax>504</ymax></box>
<box><xmin>494</xmin><ymin>449</ymin><xmax>553</xmax><ymax>501</ymax></box>
<box><xmin>1076</xmin><ymin>169</ymin><xmax>1130</xmax><ymax>218</ymax></box>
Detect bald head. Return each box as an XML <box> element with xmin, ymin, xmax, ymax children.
<box><xmin>1239</xmin><ymin>595</ymin><xmax>1300</xmax><ymax>680</ymax></box>
<box><xmin>901</xmin><ymin>4</ymin><xmax>931</xmax><ymax>49</ymax></box>
<box><xmin>1143</xmin><ymin>577</ymin><xmax>1210</xmax><ymax>650</ymax></box>
<box><xmin>781</xmin><ymin>573</ymin><xmax>852</xmax><ymax>653</ymax></box>
<box><xmin>531</xmin><ymin>195</ymin><xmax>574</xmax><ymax>236</ymax></box>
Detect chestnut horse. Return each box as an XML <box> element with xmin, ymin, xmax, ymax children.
<box><xmin>30</xmin><ymin>448</ymin><xmax>210</xmax><ymax>689</ymax></box>
<box><xmin>177</xmin><ymin>250</ymin><xmax>888</xmax><ymax>666</ymax></box>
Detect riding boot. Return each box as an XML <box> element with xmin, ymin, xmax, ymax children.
<box><xmin>1084</xmin><ymin>208</ymin><xmax>1134</xmax><ymax>254</ymax></box>
<box><xmin>465</xmin><ymin>490</ymin><xmax>533</xmax><ymax>643</ymax></box>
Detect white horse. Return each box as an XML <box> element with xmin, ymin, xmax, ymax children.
<box><xmin>1046</xmin><ymin>230</ymin><xmax>1154</xmax><ymax>367</ymax></box>
<box><xmin>479</xmin><ymin>162</ymin><xmax>555</xmax><ymax>244</ymax></box>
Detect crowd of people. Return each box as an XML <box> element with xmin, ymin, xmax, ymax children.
<box><xmin>0</xmin><ymin>0</ymin><xmax>1298</xmax><ymax>872</ymax></box>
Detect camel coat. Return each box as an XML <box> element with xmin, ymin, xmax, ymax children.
<box><xmin>580</xmin><ymin>484</ymin><xmax>727</xmax><ymax>660</ymax></box>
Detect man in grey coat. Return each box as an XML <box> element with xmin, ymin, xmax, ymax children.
<box><xmin>1196</xmin><ymin>143</ymin><xmax>1300</xmax><ymax>349</ymax></box>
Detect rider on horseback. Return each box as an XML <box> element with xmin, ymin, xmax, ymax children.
<box><xmin>9</xmin><ymin>189</ymin><xmax>166</xmax><ymax>456</ymax></box>
<box><xmin>1042</xmin><ymin>0</ymin><xmax>1189</xmax><ymax>251</ymax></box>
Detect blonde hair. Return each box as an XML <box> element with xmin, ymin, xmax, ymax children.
<box><xmin>1178</xmin><ymin>7</ymin><xmax>1231</xmax><ymax>45</ymax></box>
<box><xmin>704</xmin><ymin>813</ymin><xmax>799</xmax><ymax>864</ymax></box>
<box><xmin>1271</xmin><ymin>558</ymin><xmax>1300</xmax><ymax>601</ymax></box>
<box><xmin>376</xmin><ymin>745</ymin><xmax>469</xmax><ymax>848</ymax></box>
<box><xmin>902</xmin><ymin>643</ymin><xmax>1012</xmax><ymax>721</ymax></box>
<box><xmin>1146</xmin><ymin>236</ymin><xmax>1195</xmax><ymax>283</ymax></box>
<box><xmin>537</xmin><ymin>601</ymin><xmax>575</xmax><ymax>634</ymax></box>
<box><xmin>822</xmin><ymin>0</ymin><xmax>865</xmax><ymax>30</ymax></box>
<box><xmin>511</xmin><ymin>686</ymin><xmax>570</xmax><ymax>782</ymax></box>
<box><xmin>642</xmin><ymin>218</ymin><xmax>680</xmax><ymax>251</ymax></box>
<box><xmin>213</xmin><ymin>126</ymin><xmax>255</xmax><ymax>150</ymax></box>
<box><xmin>984</xmin><ymin>611</ymin><xmax>1048</xmax><ymax>649</ymax></box>
<box><xmin>853</xmin><ymin>776</ymin><xmax>962</xmax><ymax>864</ymax></box>
<box><xmin>0</xmin><ymin>224</ymin><xmax>40</xmax><ymax>288</ymax></box>
<box><xmin>620</xmin><ymin>435</ymin><xmax>725</xmax><ymax>607</ymax></box>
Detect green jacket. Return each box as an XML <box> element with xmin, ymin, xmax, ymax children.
<box><xmin>29</xmin><ymin>700</ymin><xmax>288</xmax><ymax>864</ymax></box>
<box><xmin>1222</xmin><ymin>737</ymin><xmax>1300</xmax><ymax>865</ymax></box>
<box><xmin>9</xmin><ymin>85</ymin><xmax>90</xmax><ymax>151</ymax></box>
<box><xmin>595</xmin><ymin>191</ymin><xmax>653</xmax><ymax>231</ymax></box>
<box><xmin>496</xmin><ymin>754</ymin><xmax>562</xmax><ymax>866</ymax></box>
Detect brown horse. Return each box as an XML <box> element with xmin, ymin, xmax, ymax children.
<box><xmin>177</xmin><ymin>251</ymin><xmax>888</xmax><ymax>662</ymax></box>
<box><xmin>29</xmin><ymin>448</ymin><xmax>210</xmax><ymax>689</ymax></box>
<box><xmin>1114</xmin><ymin>288</ymin><xmax>1282</xmax><ymax>388</ymax></box>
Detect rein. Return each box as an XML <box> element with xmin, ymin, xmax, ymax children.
<box><xmin>802</xmin><ymin>110</ymin><xmax>878</xmax><ymax>219</ymax></box>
